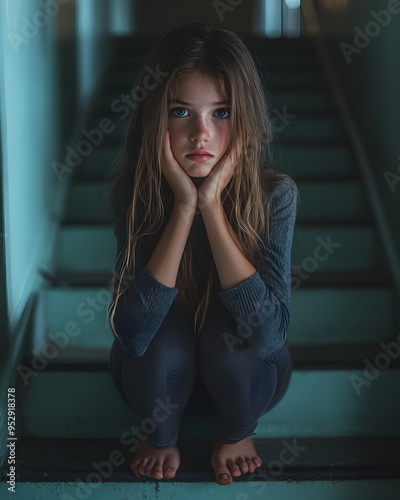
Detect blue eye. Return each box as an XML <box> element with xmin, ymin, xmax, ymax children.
<box><xmin>170</xmin><ymin>107</ymin><xmax>189</xmax><ymax>117</ymax></box>
<box><xmin>169</xmin><ymin>107</ymin><xmax>230</xmax><ymax>119</ymax></box>
<box><xmin>215</xmin><ymin>108</ymin><xmax>230</xmax><ymax>118</ymax></box>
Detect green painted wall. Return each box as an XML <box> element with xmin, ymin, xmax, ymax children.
<box><xmin>0</xmin><ymin>0</ymin><xmax>113</xmax><ymax>358</ymax></box>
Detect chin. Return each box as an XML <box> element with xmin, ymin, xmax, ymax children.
<box><xmin>184</xmin><ymin>167</ymin><xmax>212</xmax><ymax>178</ymax></box>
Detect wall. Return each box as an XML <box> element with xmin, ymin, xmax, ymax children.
<box><xmin>110</xmin><ymin>0</ymin><xmax>135</xmax><ymax>35</ymax></box>
<box><xmin>0</xmin><ymin>0</ymin><xmax>113</xmax><ymax>343</ymax></box>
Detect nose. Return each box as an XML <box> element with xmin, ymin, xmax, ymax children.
<box><xmin>190</xmin><ymin>116</ymin><xmax>210</xmax><ymax>143</ymax></box>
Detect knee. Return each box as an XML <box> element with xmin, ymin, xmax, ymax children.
<box><xmin>198</xmin><ymin>331</ymin><xmax>260</xmax><ymax>384</ymax></box>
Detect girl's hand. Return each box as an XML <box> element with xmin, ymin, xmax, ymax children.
<box><xmin>197</xmin><ymin>152</ymin><xmax>237</xmax><ymax>209</ymax></box>
<box><xmin>161</xmin><ymin>131</ymin><xmax>198</xmax><ymax>209</ymax></box>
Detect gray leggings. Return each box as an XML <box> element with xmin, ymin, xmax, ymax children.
<box><xmin>109</xmin><ymin>299</ymin><xmax>293</xmax><ymax>449</ymax></box>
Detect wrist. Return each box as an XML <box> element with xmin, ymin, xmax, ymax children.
<box><xmin>199</xmin><ymin>197</ymin><xmax>223</xmax><ymax>212</ymax></box>
<box><xmin>173</xmin><ymin>198</ymin><xmax>197</xmax><ymax>220</ymax></box>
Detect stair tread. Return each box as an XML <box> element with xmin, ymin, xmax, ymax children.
<box><xmin>40</xmin><ymin>268</ymin><xmax>392</xmax><ymax>288</ymax></box>
<box><xmin>4</xmin><ymin>436</ymin><xmax>400</xmax><ymax>482</ymax></box>
<box><xmin>292</xmin><ymin>342</ymin><xmax>400</xmax><ymax>369</ymax></box>
<box><xmin>58</xmin><ymin>220</ymin><xmax>376</xmax><ymax>229</ymax></box>
<box><xmin>20</xmin><ymin>341</ymin><xmax>400</xmax><ymax>370</ymax></box>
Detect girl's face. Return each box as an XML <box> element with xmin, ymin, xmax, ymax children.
<box><xmin>167</xmin><ymin>70</ymin><xmax>231</xmax><ymax>179</ymax></box>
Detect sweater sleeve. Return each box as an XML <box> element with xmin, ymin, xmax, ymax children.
<box><xmin>110</xmin><ymin>206</ymin><xmax>179</xmax><ymax>357</ymax></box>
<box><xmin>217</xmin><ymin>178</ymin><xmax>298</xmax><ymax>360</ymax></box>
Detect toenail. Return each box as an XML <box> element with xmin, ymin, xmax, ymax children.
<box><xmin>220</xmin><ymin>473</ymin><xmax>228</xmax><ymax>480</ymax></box>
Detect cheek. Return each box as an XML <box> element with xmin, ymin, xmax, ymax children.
<box><xmin>215</xmin><ymin>123</ymin><xmax>230</xmax><ymax>151</ymax></box>
<box><xmin>167</xmin><ymin>122</ymin><xmax>184</xmax><ymax>154</ymax></box>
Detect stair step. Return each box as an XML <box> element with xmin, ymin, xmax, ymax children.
<box><xmin>97</xmin><ymin>87</ymin><xmax>332</xmax><ymax>127</ymax></box>
<box><xmin>42</xmin><ymin>268</ymin><xmax>393</xmax><ymax>289</ymax></box>
<box><xmin>292</xmin><ymin>342</ymin><xmax>400</xmax><ymax>369</ymax></box>
<box><xmin>20</xmin><ymin>370</ymin><xmax>400</xmax><ymax>439</ymax></box>
<box><xmin>293</xmin><ymin>269</ymin><xmax>392</xmax><ymax>287</ymax></box>
<box><xmin>26</xmin><ymin>281</ymin><xmax>398</xmax><ymax>365</ymax></box>
<box><xmin>257</xmin><ymin>55</ymin><xmax>320</xmax><ymax>70</ymax></box>
<box><xmin>2</xmin><ymin>478</ymin><xmax>399</xmax><ymax>500</ymax></box>
<box><xmin>63</xmin><ymin>178</ymin><xmax>372</xmax><ymax>224</ymax></box>
<box><xmin>106</xmin><ymin>68</ymin><xmax>325</xmax><ymax>93</ymax></box>
<box><xmin>89</xmin><ymin>109</ymin><xmax>343</xmax><ymax>147</ymax></box>
<box><xmin>265</xmin><ymin>70</ymin><xmax>325</xmax><ymax>89</ymax></box>
<box><xmin>269</xmin><ymin>89</ymin><xmax>333</xmax><ymax>114</ymax></box>
<box><xmin>274</xmin><ymin>116</ymin><xmax>344</xmax><ymax>142</ymax></box>
<box><xmin>24</xmin><ymin>282</ymin><xmax>396</xmax><ymax>365</ymax></box>
<box><xmin>87</xmin><ymin>111</ymin><xmax>343</xmax><ymax>145</ymax></box>
<box><xmin>21</xmin><ymin>335</ymin><xmax>400</xmax><ymax>369</ymax></box>
<box><xmin>98</xmin><ymin>86</ymin><xmax>332</xmax><ymax>117</ymax></box>
<box><xmin>295</xmin><ymin>180</ymin><xmax>372</xmax><ymax>222</ymax></box>
<box><xmin>30</xmin><ymin>283</ymin><xmax>395</xmax><ymax>365</ymax></box>
<box><xmin>40</xmin><ymin>287</ymin><xmax>395</xmax><ymax>354</ymax></box>
<box><xmin>246</xmin><ymin>36</ymin><xmax>315</xmax><ymax>50</ymax></box>
<box><xmin>71</xmin><ymin>144</ymin><xmax>357</xmax><ymax>182</ymax></box>
<box><xmin>5</xmin><ymin>436</ymin><xmax>400</xmax><ymax>483</ymax></box>
<box><xmin>63</xmin><ymin>181</ymin><xmax>113</xmax><ymax>223</ymax></box>
<box><xmin>72</xmin><ymin>147</ymin><xmax>120</xmax><ymax>181</ymax></box>
<box><xmin>55</xmin><ymin>224</ymin><xmax>381</xmax><ymax>274</ymax></box>
<box><xmin>290</xmin><ymin>287</ymin><xmax>395</xmax><ymax>344</ymax></box>
<box><xmin>110</xmin><ymin>55</ymin><xmax>320</xmax><ymax>78</ymax></box>
<box><xmin>56</xmin><ymin>225</ymin><xmax>115</xmax><ymax>273</ymax></box>
<box><xmin>271</xmin><ymin>144</ymin><xmax>357</xmax><ymax>178</ymax></box>
<box><xmin>292</xmin><ymin>224</ymin><xmax>380</xmax><ymax>271</ymax></box>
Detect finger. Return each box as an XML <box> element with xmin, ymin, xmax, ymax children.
<box><xmin>161</xmin><ymin>135</ymin><xmax>176</xmax><ymax>179</ymax></box>
<box><xmin>162</xmin><ymin>130</ymin><xmax>170</xmax><ymax>160</ymax></box>
<box><xmin>163</xmin><ymin>130</ymin><xmax>179</xmax><ymax>166</ymax></box>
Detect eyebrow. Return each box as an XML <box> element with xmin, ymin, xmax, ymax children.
<box><xmin>169</xmin><ymin>99</ymin><xmax>230</xmax><ymax>106</ymax></box>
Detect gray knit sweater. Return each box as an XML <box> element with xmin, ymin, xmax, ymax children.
<box><xmin>110</xmin><ymin>174</ymin><xmax>298</xmax><ymax>359</ymax></box>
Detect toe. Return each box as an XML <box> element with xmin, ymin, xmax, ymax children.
<box><xmin>130</xmin><ymin>460</ymin><xmax>140</xmax><ymax>478</ymax></box>
<box><xmin>246</xmin><ymin>457</ymin><xmax>256</xmax><ymax>474</ymax></box>
<box><xmin>253</xmin><ymin>456</ymin><xmax>262</xmax><ymax>468</ymax></box>
<box><xmin>214</xmin><ymin>462</ymin><xmax>233</xmax><ymax>485</ymax></box>
<box><xmin>164</xmin><ymin>466</ymin><xmax>176</xmax><ymax>479</ymax></box>
<box><xmin>150</xmin><ymin>461</ymin><xmax>164</xmax><ymax>480</ymax></box>
<box><xmin>227</xmin><ymin>460</ymin><xmax>241</xmax><ymax>477</ymax></box>
<box><xmin>226</xmin><ymin>459</ymin><xmax>242</xmax><ymax>477</ymax></box>
<box><xmin>237</xmin><ymin>458</ymin><xmax>249</xmax><ymax>474</ymax></box>
<box><xmin>143</xmin><ymin>459</ymin><xmax>155</xmax><ymax>477</ymax></box>
<box><xmin>163</xmin><ymin>459</ymin><xmax>178</xmax><ymax>479</ymax></box>
<box><xmin>138</xmin><ymin>459</ymin><xmax>149</xmax><ymax>476</ymax></box>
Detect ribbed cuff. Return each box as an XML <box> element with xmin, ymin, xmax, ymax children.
<box><xmin>218</xmin><ymin>272</ymin><xmax>281</xmax><ymax>318</ymax></box>
<box><xmin>133</xmin><ymin>267</ymin><xmax>179</xmax><ymax>304</ymax></box>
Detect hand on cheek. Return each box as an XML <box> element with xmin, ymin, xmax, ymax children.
<box><xmin>197</xmin><ymin>153</ymin><xmax>237</xmax><ymax>209</ymax></box>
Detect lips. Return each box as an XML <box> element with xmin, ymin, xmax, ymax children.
<box><xmin>186</xmin><ymin>149</ymin><xmax>213</xmax><ymax>156</ymax></box>
<box><xmin>186</xmin><ymin>150</ymin><xmax>214</xmax><ymax>162</ymax></box>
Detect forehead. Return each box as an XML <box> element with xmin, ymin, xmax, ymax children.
<box><xmin>172</xmin><ymin>71</ymin><xmax>228</xmax><ymax>101</ymax></box>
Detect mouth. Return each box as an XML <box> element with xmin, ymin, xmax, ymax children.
<box><xmin>186</xmin><ymin>151</ymin><xmax>214</xmax><ymax>162</ymax></box>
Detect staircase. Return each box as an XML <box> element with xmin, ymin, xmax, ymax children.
<box><xmin>1</xmin><ymin>36</ymin><xmax>400</xmax><ymax>499</ymax></box>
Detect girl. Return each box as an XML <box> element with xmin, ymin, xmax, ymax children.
<box><xmin>105</xmin><ymin>22</ymin><xmax>299</xmax><ymax>486</ymax></box>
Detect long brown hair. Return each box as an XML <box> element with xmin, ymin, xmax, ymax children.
<box><xmin>101</xmin><ymin>22</ymin><xmax>298</xmax><ymax>341</ymax></box>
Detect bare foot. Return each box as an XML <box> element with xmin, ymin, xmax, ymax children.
<box><xmin>130</xmin><ymin>440</ymin><xmax>180</xmax><ymax>480</ymax></box>
<box><xmin>211</xmin><ymin>436</ymin><xmax>262</xmax><ymax>485</ymax></box>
